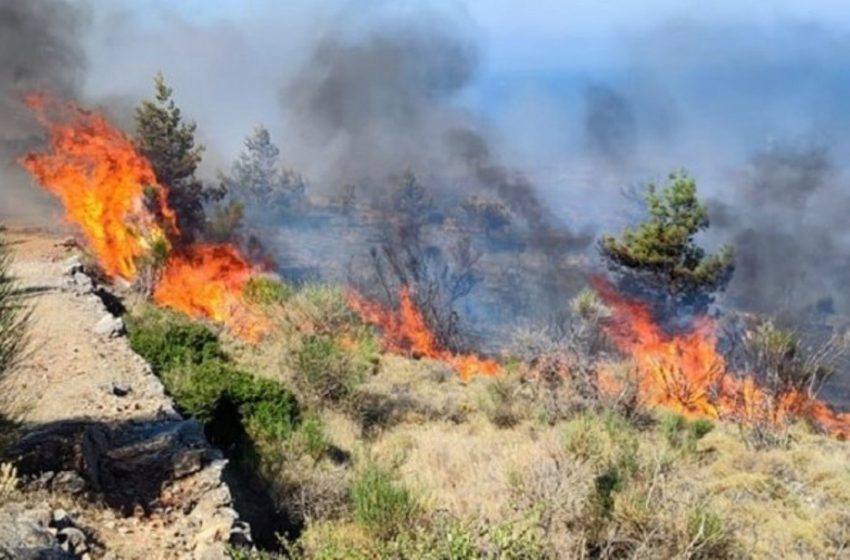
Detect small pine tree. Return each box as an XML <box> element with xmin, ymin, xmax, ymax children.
<box><xmin>220</xmin><ymin>126</ymin><xmax>306</xmax><ymax>221</ymax></box>
<box><xmin>599</xmin><ymin>172</ymin><xmax>734</xmax><ymax>318</ymax></box>
<box><xmin>135</xmin><ymin>73</ymin><xmax>221</xmax><ymax>240</ymax></box>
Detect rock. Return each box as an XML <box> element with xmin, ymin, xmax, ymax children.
<box><xmin>0</xmin><ymin>503</ymin><xmax>73</xmax><ymax>559</ymax></box>
<box><xmin>57</xmin><ymin>526</ymin><xmax>87</xmax><ymax>555</ymax></box>
<box><xmin>72</xmin><ymin>272</ymin><xmax>94</xmax><ymax>294</ymax></box>
<box><xmin>9</xmin><ymin>419</ymin><xmax>212</xmax><ymax>512</ymax></box>
<box><xmin>50</xmin><ymin>509</ymin><xmax>74</xmax><ymax>532</ymax></box>
<box><xmin>62</xmin><ymin>255</ymin><xmax>83</xmax><ymax>276</ymax></box>
<box><xmin>93</xmin><ymin>315</ymin><xmax>124</xmax><ymax>338</ymax></box>
<box><xmin>111</xmin><ymin>383</ymin><xmax>131</xmax><ymax>397</ymax></box>
<box><xmin>52</xmin><ymin>471</ymin><xmax>86</xmax><ymax>495</ymax></box>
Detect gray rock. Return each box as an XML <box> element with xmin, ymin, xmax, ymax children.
<box><xmin>50</xmin><ymin>509</ymin><xmax>73</xmax><ymax>532</ymax></box>
<box><xmin>0</xmin><ymin>503</ymin><xmax>73</xmax><ymax>559</ymax></box>
<box><xmin>10</xmin><ymin>419</ymin><xmax>211</xmax><ymax>511</ymax></box>
<box><xmin>61</xmin><ymin>256</ymin><xmax>83</xmax><ymax>276</ymax></box>
<box><xmin>93</xmin><ymin>315</ymin><xmax>124</xmax><ymax>338</ymax></box>
<box><xmin>52</xmin><ymin>471</ymin><xmax>86</xmax><ymax>495</ymax></box>
<box><xmin>111</xmin><ymin>383</ymin><xmax>131</xmax><ymax>397</ymax></box>
<box><xmin>72</xmin><ymin>272</ymin><xmax>94</xmax><ymax>294</ymax></box>
<box><xmin>57</xmin><ymin>526</ymin><xmax>87</xmax><ymax>554</ymax></box>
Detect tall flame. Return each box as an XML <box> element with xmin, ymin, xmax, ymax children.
<box><xmin>594</xmin><ymin>279</ymin><xmax>850</xmax><ymax>439</ymax></box>
<box><xmin>19</xmin><ymin>95</ymin><xmax>268</xmax><ymax>341</ymax></box>
<box><xmin>347</xmin><ymin>286</ymin><xmax>500</xmax><ymax>380</ymax></box>
<box><xmin>19</xmin><ymin>94</ymin><xmax>175</xmax><ymax>279</ymax></box>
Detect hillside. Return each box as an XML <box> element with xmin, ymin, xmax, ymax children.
<box><xmin>2</xmin><ymin>230</ymin><xmax>848</xmax><ymax>559</ymax></box>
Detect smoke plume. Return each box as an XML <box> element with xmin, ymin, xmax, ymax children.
<box><xmin>0</xmin><ymin>0</ymin><xmax>88</xmax><ymax>223</ymax></box>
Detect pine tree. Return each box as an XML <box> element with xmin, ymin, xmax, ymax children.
<box><xmin>599</xmin><ymin>172</ymin><xmax>735</xmax><ymax>318</ymax></box>
<box><xmin>135</xmin><ymin>73</ymin><xmax>220</xmax><ymax>240</ymax></box>
<box><xmin>221</xmin><ymin>126</ymin><xmax>305</xmax><ymax>221</ymax></box>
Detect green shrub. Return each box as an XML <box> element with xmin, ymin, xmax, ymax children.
<box><xmin>351</xmin><ymin>462</ymin><xmax>419</xmax><ymax>540</ymax></box>
<box><xmin>483</xmin><ymin>377</ymin><xmax>521</xmax><ymax>429</ymax></box>
<box><xmin>292</xmin><ymin>334</ymin><xmax>365</xmax><ymax>404</ymax></box>
<box><xmin>294</xmin><ymin>284</ymin><xmax>358</xmax><ymax>335</ymax></box>
<box><xmin>289</xmin><ymin>414</ymin><xmax>330</xmax><ymax>461</ymax></box>
<box><xmin>127</xmin><ymin>306</ymin><xmax>299</xmax><ymax>444</ymax></box>
<box><xmin>126</xmin><ymin>306</ymin><xmax>223</xmax><ymax>373</ymax></box>
<box><xmin>659</xmin><ymin>412</ymin><xmax>714</xmax><ymax>453</ymax></box>
<box><xmin>686</xmin><ymin>505</ymin><xmax>733</xmax><ymax>559</ymax></box>
<box><xmin>0</xmin><ymin>238</ymin><xmax>29</xmax><ymax>377</ymax></box>
<box><xmin>162</xmin><ymin>358</ymin><xmax>299</xmax><ymax>441</ymax></box>
<box><xmin>245</xmin><ymin>276</ymin><xmax>293</xmax><ymax>306</ymax></box>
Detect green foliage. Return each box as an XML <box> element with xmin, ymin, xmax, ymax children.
<box><xmin>351</xmin><ymin>461</ymin><xmax>419</xmax><ymax>540</ymax></box>
<box><xmin>483</xmin><ymin>376</ymin><xmax>522</xmax><ymax>429</ymax></box>
<box><xmin>126</xmin><ymin>306</ymin><xmax>299</xmax><ymax>444</ymax></box>
<box><xmin>126</xmin><ymin>306</ymin><xmax>223</xmax><ymax>374</ymax></box>
<box><xmin>244</xmin><ymin>276</ymin><xmax>293</xmax><ymax>306</ymax></box>
<box><xmin>599</xmin><ymin>171</ymin><xmax>734</xmax><ymax>315</ymax></box>
<box><xmin>288</xmin><ymin>414</ymin><xmax>330</xmax><ymax>461</ymax></box>
<box><xmin>0</xmin><ymin>238</ymin><xmax>28</xmax><ymax>377</ymax></box>
<box><xmin>294</xmin><ymin>284</ymin><xmax>359</xmax><ymax>335</ymax></box>
<box><xmin>659</xmin><ymin>412</ymin><xmax>714</xmax><ymax>453</ymax></box>
<box><xmin>686</xmin><ymin>506</ymin><xmax>732</xmax><ymax>559</ymax></box>
<box><xmin>135</xmin><ymin>73</ymin><xmax>220</xmax><ymax>239</ymax></box>
<box><xmin>292</xmin><ymin>334</ymin><xmax>365</xmax><ymax>405</ymax></box>
<box><xmin>220</xmin><ymin>126</ymin><xmax>306</xmax><ymax>219</ymax></box>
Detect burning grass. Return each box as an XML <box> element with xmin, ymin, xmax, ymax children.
<box><xmin>346</xmin><ymin>286</ymin><xmax>500</xmax><ymax>381</ymax></box>
<box><xmin>593</xmin><ymin>279</ymin><xmax>850</xmax><ymax>440</ymax></box>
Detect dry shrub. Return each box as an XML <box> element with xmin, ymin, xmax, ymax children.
<box><xmin>509</xmin><ymin>410</ymin><xmax>740</xmax><ymax>559</ymax></box>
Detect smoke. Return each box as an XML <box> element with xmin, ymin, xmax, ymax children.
<box><xmin>0</xmin><ymin>0</ymin><xmax>88</xmax><ymax>223</ymax></box>
<box><xmin>582</xmin><ymin>84</ymin><xmax>637</xmax><ymax>165</ymax></box>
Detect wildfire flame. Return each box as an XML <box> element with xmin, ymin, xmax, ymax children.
<box><xmin>20</xmin><ymin>95</ymin><xmax>268</xmax><ymax>341</ymax></box>
<box><xmin>594</xmin><ymin>279</ymin><xmax>850</xmax><ymax>439</ymax></box>
<box><xmin>153</xmin><ymin>245</ymin><xmax>269</xmax><ymax>342</ymax></box>
<box><xmin>19</xmin><ymin>94</ymin><xmax>175</xmax><ymax>279</ymax></box>
<box><xmin>347</xmin><ymin>286</ymin><xmax>500</xmax><ymax>380</ymax></box>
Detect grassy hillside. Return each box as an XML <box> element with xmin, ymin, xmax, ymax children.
<box><xmin>125</xmin><ymin>279</ymin><xmax>850</xmax><ymax>559</ymax></box>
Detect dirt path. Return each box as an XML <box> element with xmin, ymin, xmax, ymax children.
<box><xmin>3</xmin><ymin>232</ymin><xmax>176</xmax><ymax>424</ymax></box>
<box><xmin>1</xmin><ymin>231</ymin><xmax>243</xmax><ymax>560</ymax></box>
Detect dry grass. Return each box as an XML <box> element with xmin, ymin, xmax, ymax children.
<box><xmin>218</xmin><ymin>280</ymin><xmax>850</xmax><ymax>559</ymax></box>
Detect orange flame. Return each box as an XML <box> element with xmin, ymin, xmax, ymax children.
<box><xmin>593</xmin><ymin>279</ymin><xmax>850</xmax><ymax>439</ymax></box>
<box><xmin>347</xmin><ymin>286</ymin><xmax>500</xmax><ymax>380</ymax></box>
<box><xmin>19</xmin><ymin>94</ymin><xmax>175</xmax><ymax>279</ymax></box>
<box><xmin>20</xmin><ymin>95</ymin><xmax>268</xmax><ymax>341</ymax></box>
<box><xmin>154</xmin><ymin>245</ymin><xmax>269</xmax><ymax>342</ymax></box>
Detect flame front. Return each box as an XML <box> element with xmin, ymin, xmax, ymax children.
<box><xmin>594</xmin><ymin>279</ymin><xmax>850</xmax><ymax>439</ymax></box>
<box><xmin>154</xmin><ymin>245</ymin><xmax>269</xmax><ymax>342</ymax></box>
<box><xmin>20</xmin><ymin>95</ymin><xmax>268</xmax><ymax>341</ymax></box>
<box><xmin>19</xmin><ymin>94</ymin><xmax>174</xmax><ymax>279</ymax></box>
<box><xmin>347</xmin><ymin>286</ymin><xmax>500</xmax><ymax>380</ymax></box>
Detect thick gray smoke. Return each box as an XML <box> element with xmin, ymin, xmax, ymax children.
<box><xmin>283</xmin><ymin>17</ymin><xmax>591</xmax><ymax>255</ymax></box>
<box><xmin>0</xmin><ymin>0</ymin><xmax>88</xmax><ymax>223</ymax></box>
